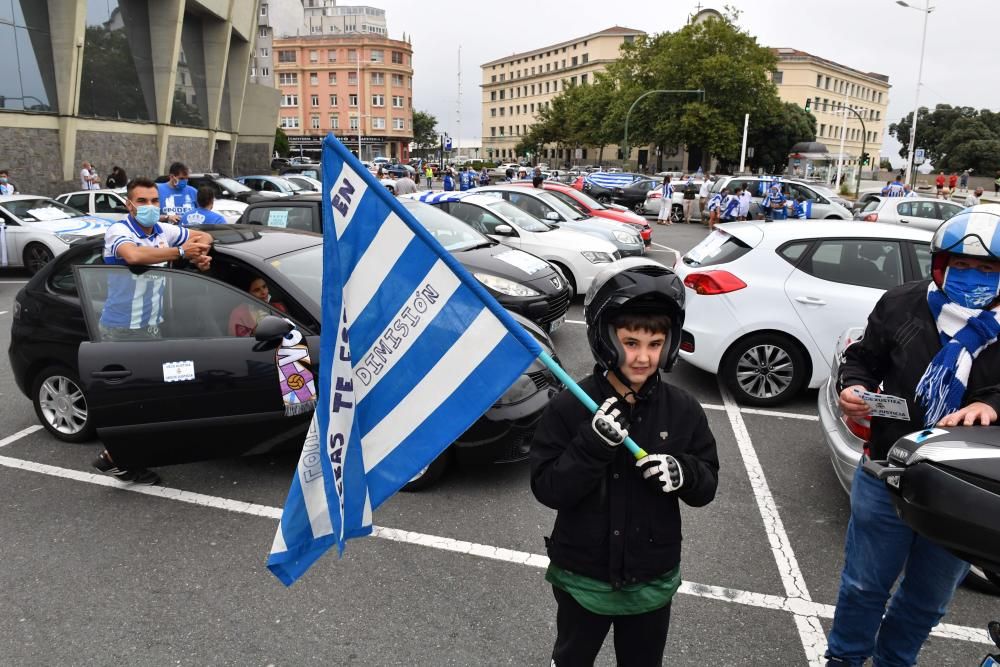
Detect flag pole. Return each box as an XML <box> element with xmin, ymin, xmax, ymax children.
<box><xmin>537</xmin><ymin>351</ymin><xmax>648</xmax><ymax>459</ymax></box>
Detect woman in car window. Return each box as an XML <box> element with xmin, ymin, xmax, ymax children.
<box><xmin>229</xmin><ymin>276</ymin><xmax>287</xmax><ymax>337</ymax></box>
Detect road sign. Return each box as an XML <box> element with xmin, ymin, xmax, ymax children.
<box><xmin>444</xmin><ymin>137</ymin><xmax>453</xmax><ymax>151</ymax></box>
<box><xmin>914</xmin><ymin>148</ymin><xmax>925</xmax><ymax>165</ymax></box>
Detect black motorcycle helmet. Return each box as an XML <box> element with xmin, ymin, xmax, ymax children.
<box><xmin>584</xmin><ymin>259</ymin><xmax>686</xmax><ymax>377</ymax></box>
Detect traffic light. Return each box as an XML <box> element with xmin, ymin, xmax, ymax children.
<box><xmin>861</xmin><ymin>152</ymin><xmax>870</xmax><ymax>165</ymax></box>
<box><xmin>804</xmin><ymin>98</ymin><xmax>811</xmax><ymax>113</ymax></box>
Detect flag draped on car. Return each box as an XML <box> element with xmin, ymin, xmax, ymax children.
<box><xmin>584</xmin><ymin>172</ymin><xmax>641</xmax><ymax>189</ymax></box>
<box><xmin>267</xmin><ymin>135</ymin><xmax>543</xmax><ymax>586</ymax></box>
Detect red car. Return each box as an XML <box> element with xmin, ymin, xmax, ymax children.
<box><xmin>509</xmin><ymin>181</ymin><xmax>652</xmax><ymax>245</ymax></box>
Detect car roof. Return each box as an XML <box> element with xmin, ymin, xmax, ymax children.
<box><xmin>404</xmin><ymin>191</ymin><xmax>496</xmax><ymax>205</ymax></box>
<box><xmin>722</xmin><ymin>220</ymin><xmax>934</xmax><ymax>242</ymax></box>
<box><xmin>58</xmin><ymin>189</ymin><xmax>121</xmax><ymax>196</ymax></box>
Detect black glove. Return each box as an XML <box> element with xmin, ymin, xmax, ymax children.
<box><xmin>586</xmin><ymin>397</ymin><xmax>629</xmax><ymax>448</ymax></box>
<box><xmin>637</xmin><ymin>454</ymin><xmax>685</xmax><ymax>494</ymax></box>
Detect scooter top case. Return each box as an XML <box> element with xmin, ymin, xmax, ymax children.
<box><xmin>863</xmin><ymin>426</ymin><xmax>1000</xmax><ymax>573</ymax></box>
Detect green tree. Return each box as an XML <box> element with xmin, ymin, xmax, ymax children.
<box><xmin>274</xmin><ymin>127</ymin><xmax>290</xmax><ymax>157</ymax></box>
<box><xmin>746</xmin><ymin>102</ymin><xmax>817</xmax><ymax>172</ymax></box>
<box><xmin>78</xmin><ymin>25</ymin><xmax>150</xmax><ymax>120</ymax></box>
<box><xmin>890</xmin><ymin>104</ymin><xmax>1000</xmax><ymax>173</ymax></box>
<box><xmin>411</xmin><ymin>111</ymin><xmax>439</xmax><ymax>153</ymax></box>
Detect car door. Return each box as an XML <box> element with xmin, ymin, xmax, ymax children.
<box><xmin>897</xmin><ymin>200</ymin><xmax>941</xmax><ymax>231</ymax></box>
<box><xmin>935</xmin><ymin>201</ymin><xmax>963</xmax><ymax>224</ymax></box>
<box><xmin>784</xmin><ymin>238</ymin><xmax>904</xmax><ymax>370</ymax></box>
<box><xmin>62</xmin><ymin>193</ymin><xmax>93</xmax><ymax>214</ymax></box>
<box><xmin>93</xmin><ymin>192</ymin><xmax>129</xmax><ymax>220</ymax></box>
<box><xmin>0</xmin><ymin>208</ymin><xmax>25</xmax><ymax>267</ymax></box>
<box><xmin>74</xmin><ymin>264</ymin><xmax>316</xmax><ymax>469</ymax></box>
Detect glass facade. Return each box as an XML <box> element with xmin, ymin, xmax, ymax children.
<box><xmin>80</xmin><ymin>0</ymin><xmax>151</xmax><ymax>120</ymax></box>
<box><xmin>172</xmin><ymin>15</ymin><xmax>208</xmax><ymax>128</ymax></box>
<box><xmin>0</xmin><ymin>0</ymin><xmax>57</xmax><ymax>112</ymax></box>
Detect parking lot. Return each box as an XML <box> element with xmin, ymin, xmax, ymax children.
<box><xmin>0</xmin><ymin>222</ymin><xmax>994</xmax><ymax>666</ymax></box>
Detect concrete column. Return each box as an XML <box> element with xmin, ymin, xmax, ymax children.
<box><xmin>145</xmin><ymin>0</ymin><xmax>185</xmax><ymax>173</ymax></box>
<box><xmin>46</xmin><ymin>0</ymin><xmax>87</xmax><ymax>181</ymax></box>
<box><xmin>202</xmin><ymin>5</ymin><xmax>233</xmax><ymax>170</ymax></box>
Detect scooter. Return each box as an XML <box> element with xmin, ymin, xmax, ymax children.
<box><xmin>863</xmin><ymin>426</ymin><xmax>1000</xmax><ymax>665</ymax></box>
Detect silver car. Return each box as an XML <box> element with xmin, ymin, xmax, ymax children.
<box><xmin>854</xmin><ymin>196</ymin><xmax>963</xmax><ymax>232</ymax></box>
<box><xmin>818</xmin><ymin>327</ymin><xmax>1000</xmax><ymax>593</ymax></box>
<box><xmin>712</xmin><ymin>176</ymin><xmax>853</xmax><ymax>219</ymax></box>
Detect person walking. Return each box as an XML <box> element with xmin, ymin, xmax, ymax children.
<box><xmin>531</xmin><ymin>262</ymin><xmax>719</xmax><ymax>667</ymax></box>
<box><xmin>424</xmin><ymin>164</ymin><xmax>434</xmax><ymax>189</ymax></box>
<box><xmin>442</xmin><ymin>169</ymin><xmax>455</xmax><ymax>192</ymax></box>
<box><xmin>656</xmin><ymin>176</ymin><xmax>673</xmax><ymax>226</ymax></box>
<box><xmin>738</xmin><ymin>187</ymin><xmax>752</xmax><ymax>221</ymax></box>
<box><xmin>959</xmin><ymin>169</ymin><xmax>970</xmax><ymax>192</ymax></box>
<box><xmin>825</xmin><ymin>207</ymin><xmax>1000</xmax><ymax>667</ymax></box>
<box><xmin>479</xmin><ymin>167</ymin><xmax>490</xmax><ymax>187</ymax></box>
<box><xmin>935</xmin><ymin>172</ymin><xmax>946</xmax><ymax>197</ymax></box>
<box><xmin>948</xmin><ymin>172</ymin><xmax>958</xmax><ymax>194</ymax></box>
<box><xmin>706</xmin><ymin>191</ymin><xmax>722</xmax><ymax>231</ymax></box>
<box><xmin>698</xmin><ymin>176</ymin><xmax>711</xmax><ymax>217</ymax></box>
<box><xmin>720</xmin><ymin>188</ymin><xmax>740</xmax><ymax>223</ymax></box>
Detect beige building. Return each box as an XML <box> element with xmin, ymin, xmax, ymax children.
<box><xmin>772</xmin><ymin>48</ymin><xmax>890</xmax><ymax>171</ymax></box>
<box><xmin>480</xmin><ymin>26</ymin><xmax>645</xmax><ymax>164</ymax></box>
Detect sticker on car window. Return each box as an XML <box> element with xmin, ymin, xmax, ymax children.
<box><xmin>495</xmin><ymin>249</ymin><xmax>548</xmax><ymax>275</ymax></box>
<box><xmin>686</xmin><ymin>230</ymin><xmax>729</xmax><ymax>264</ymax></box>
<box><xmin>163</xmin><ymin>360</ymin><xmax>195</xmax><ymax>382</ymax></box>
<box><xmin>268</xmin><ymin>210</ymin><xmax>289</xmax><ymax>228</ymax></box>
<box><xmin>27</xmin><ymin>207</ymin><xmax>71</xmax><ymax>221</ymax></box>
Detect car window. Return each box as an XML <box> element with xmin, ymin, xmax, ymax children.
<box><xmin>404</xmin><ymin>201</ymin><xmax>491</xmax><ymax>250</ymax></box>
<box><xmin>49</xmin><ymin>246</ymin><xmax>105</xmax><ymax>293</ymax></box>
<box><xmin>94</xmin><ymin>193</ymin><xmax>128</xmax><ymax>214</ymax></box>
<box><xmin>683</xmin><ymin>229</ymin><xmax>752</xmax><ymax>268</ymax></box>
<box><xmin>505</xmin><ymin>192</ymin><xmax>553</xmax><ymax>220</ymax></box>
<box><xmin>214</xmin><ymin>177</ymin><xmax>251</xmax><ymax>194</ymax></box>
<box><xmin>913</xmin><ymin>242</ymin><xmax>932</xmax><ymax>279</ymax></box>
<box><xmin>908</xmin><ymin>201</ymin><xmax>939</xmax><ymax>219</ymax></box>
<box><xmin>801</xmin><ymin>240</ymin><xmax>903</xmax><ymax>290</ymax></box>
<box><xmin>778</xmin><ymin>241</ymin><xmax>810</xmax><ymax>265</ymax></box>
<box><xmin>544</xmin><ymin>190</ymin><xmax>590</xmax><ymax>217</ymax></box>
<box><xmin>247</xmin><ymin>205</ymin><xmax>317</xmax><ymax>232</ymax></box>
<box><xmin>787</xmin><ymin>184</ymin><xmax>814</xmax><ymax>200</ymax></box>
<box><xmin>937</xmin><ymin>202</ymin><xmax>962</xmax><ymax>221</ymax></box>
<box><xmin>66</xmin><ymin>194</ymin><xmax>90</xmax><ymax>212</ymax></box>
<box><xmin>862</xmin><ymin>199</ymin><xmax>881</xmax><ymax>213</ymax></box>
<box><xmin>4</xmin><ymin>198</ymin><xmax>86</xmax><ymax>221</ymax></box>
<box><xmin>269</xmin><ymin>245</ymin><xmax>323</xmax><ymax>307</ymax></box>
<box><xmin>484</xmin><ymin>199</ymin><xmax>549</xmax><ymax>232</ymax></box>
<box><xmin>76</xmin><ymin>265</ymin><xmax>286</xmax><ymax>340</ymax></box>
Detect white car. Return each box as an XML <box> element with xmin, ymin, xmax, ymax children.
<box><xmin>55</xmin><ymin>189</ymin><xmax>130</xmax><ymax>221</ymax></box>
<box><xmin>281</xmin><ymin>174</ymin><xmax>322</xmax><ymax>193</ymax></box>
<box><xmin>673</xmin><ymin>220</ymin><xmax>934</xmax><ymax>405</ymax></box>
<box><xmin>0</xmin><ymin>195</ymin><xmax>113</xmax><ymax>274</ymax></box>
<box><xmin>855</xmin><ymin>195</ymin><xmax>963</xmax><ymax>232</ymax></box>
<box><xmin>490</xmin><ymin>163</ymin><xmax>521</xmax><ymax>178</ymax></box>
<box><xmin>403</xmin><ymin>191</ymin><xmax>631</xmax><ymax>297</ymax></box>
<box><xmin>644</xmin><ymin>179</ymin><xmax>704</xmax><ymax>219</ymax></box>
<box><xmin>210</xmin><ymin>198</ymin><xmax>247</xmax><ymax>224</ymax></box>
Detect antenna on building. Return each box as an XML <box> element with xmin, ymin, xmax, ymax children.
<box><xmin>456</xmin><ymin>45</ymin><xmax>462</xmax><ymax>156</ymax></box>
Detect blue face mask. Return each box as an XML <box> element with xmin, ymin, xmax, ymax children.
<box><xmin>0</xmin><ymin>177</ymin><xmax>8</xmax><ymax>183</ymax></box>
<box><xmin>942</xmin><ymin>267</ymin><xmax>1000</xmax><ymax>309</ymax></box>
<box><xmin>176</xmin><ymin>178</ymin><xmax>188</xmax><ymax>189</ymax></box>
<box><xmin>133</xmin><ymin>204</ymin><xmax>160</xmax><ymax>227</ymax></box>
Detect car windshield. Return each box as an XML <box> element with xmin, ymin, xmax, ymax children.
<box><xmin>403</xmin><ymin>201</ymin><xmax>492</xmax><ymax>251</ymax></box>
<box><xmin>215</xmin><ymin>177</ymin><xmax>252</xmax><ymax>194</ymax></box>
<box><xmin>484</xmin><ymin>199</ymin><xmax>551</xmax><ymax>232</ymax></box>
<box><xmin>277</xmin><ymin>177</ymin><xmax>305</xmax><ymax>192</ymax></box>
<box><xmin>569</xmin><ymin>188</ymin><xmax>608</xmax><ymax>210</ymax></box>
<box><xmin>531</xmin><ymin>189</ymin><xmax>586</xmax><ymax>220</ymax></box>
<box><xmin>3</xmin><ymin>198</ymin><xmax>86</xmax><ymax>221</ymax></box>
<box><xmin>544</xmin><ymin>189</ymin><xmax>592</xmax><ymax>216</ymax></box>
<box><xmin>269</xmin><ymin>246</ymin><xmax>323</xmax><ymax>306</ymax></box>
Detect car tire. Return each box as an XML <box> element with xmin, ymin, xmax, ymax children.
<box><xmin>671</xmin><ymin>204</ymin><xmax>684</xmax><ymax>223</ymax></box>
<box><xmin>550</xmin><ymin>262</ymin><xmax>576</xmax><ymax>299</ymax></box>
<box><xmin>31</xmin><ymin>365</ymin><xmax>94</xmax><ymax>443</ymax></box>
<box><xmin>632</xmin><ymin>202</ymin><xmax>646</xmax><ymax>215</ymax></box>
<box><xmin>401</xmin><ymin>448</ymin><xmax>450</xmax><ymax>492</ymax></box>
<box><xmin>23</xmin><ymin>243</ymin><xmax>55</xmax><ymax>276</ymax></box>
<box><xmin>596</xmin><ymin>194</ymin><xmax>612</xmax><ymax>205</ymax></box>
<box><xmin>825</xmin><ymin>215</ymin><xmax>845</xmax><ymax>220</ymax></box>
<box><xmin>965</xmin><ymin>565</ymin><xmax>1000</xmax><ymax>595</ymax></box>
<box><xmin>721</xmin><ymin>333</ymin><xmax>808</xmax><ymax>406</ymax></box>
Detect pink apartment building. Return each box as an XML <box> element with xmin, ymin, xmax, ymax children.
<box><xmin>272</xmin><ymin>33</ymin><xmax>414</xmax><ymax>161</ymax></box>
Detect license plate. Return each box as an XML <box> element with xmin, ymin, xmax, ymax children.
<box><xmin>549</xmin><ymin>315</ymin><xmax>566</xmax><ymax>333</ymax></box>
<box><xmin>886</xmin><ymin>475</ymin><xmax>900</xmax><ymax>489</ymax></box>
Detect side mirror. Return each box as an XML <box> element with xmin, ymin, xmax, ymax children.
<box><xmin>255</xmin><ymin>315</ymin><xmax>294</xmax><ymax>342</ymax></box>
<box><xmin>494</xmin><ymin>224</ymin><xmax>514</xmax><ymax>236</ymax></box>
<box><xmin>544</xmin><ymin>211</ymin><xmax>561</xmax><ymax>221</ymax></box>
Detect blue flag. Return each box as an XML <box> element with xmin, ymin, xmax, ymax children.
<box><xmin>584</xmin><ymin>172</ymin><xmax>640</xmax><ymax>189</ymax></box>
<box><xmin>266</xmin><ymin>135</ymin><xmax>543</xmax><ymax>586</ymax></box>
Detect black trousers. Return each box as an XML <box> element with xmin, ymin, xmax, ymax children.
<box><xmin>551</xmin><ymin>586</ymin><xmax>672</xmax><ymax>667</ymax></box>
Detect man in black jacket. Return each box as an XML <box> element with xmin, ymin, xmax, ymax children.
<box><xmin>531</xmin><ymin>261</ymin><xmax>719</xmax><ymax>666</ymax></box>
<box><xmin>826</xmin><ymin>206</ymin><xmax>1000</xmax><ymax>667</ymax></box>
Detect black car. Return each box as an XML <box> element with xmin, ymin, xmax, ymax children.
<box><xmin>8</xmin><ymin>226</ymin><xmax>562</xmax><ymax>490</ymax></box>
<box><xmin>237</xmin><ymin>195</ymin><xmax>572</xmax><ymax>332</ymax></box>
<box><xmin>270</xmin><ymin>157</ymin><xmax>290</xmax><ymax>170</ymax></box>
<box><xmin>611</xmin><ymin>177</ymin><xmax>661</xmax><ymax>211</ymax></box>
<box><xmin>154</xmin><ymin>173</ymin><xmax>284</xmax><ymax>203</ymax></box>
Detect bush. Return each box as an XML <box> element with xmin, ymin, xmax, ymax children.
<box><xmin>839</xmin><ymin>181</ymin><xmax>852</xmax><ymax>196</ymax></box>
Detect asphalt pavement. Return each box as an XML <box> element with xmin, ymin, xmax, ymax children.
<box><xmin>0</xmin><ymin>221</ymin><xmax>995</xmax><ymax>666</ymax></box>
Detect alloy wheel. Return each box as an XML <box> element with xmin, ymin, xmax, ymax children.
<box><xmin>735</xmin><ymin>344</ymin><xmax>795</xmax><ymax>399</ymax></box>
<box><xmin>38</xmin><ymin>375</ymin><xmax>89</xmax><ymax>436</ymax></box>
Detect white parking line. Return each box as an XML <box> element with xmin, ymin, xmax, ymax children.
<box><xmin>0</xmin><ymin>425</ymin><xmax>42</xmax><ymax>448</ymax></box>
<box><xmin>0</xmin><ymin>310</ymin><xmax>8</xmax><ymax>316</ymax></box>
<box><xmin>0</xmin><ymin>280</ymin><xmax>29</xmax><ymax>284</ymax></box>
<box><xmin>719</xmin><ymin>381</ymin><xmax>828</xmax><ymax>665</ymax></box>
<box><xmin>565</xmin><ymin>319</ymin><xmax>585</xmax><ymax>325</ymax></box>
<box><xmin>0</xmin><ymin>449</ymin><xmax>988</xmax><ymax>646</ymax></box>
<box><xmin>702</xmin><ymin>403</ymin><xmax>819</xmax><ymax>422</ymax></box>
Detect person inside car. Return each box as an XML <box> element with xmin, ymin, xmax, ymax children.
<box><xmin>229</xmin><ymin>276</ymin><xmax>287</xmax><ymax>337</ymax></box>
<box><xmin>92</xmin><ymin>176</ymin><xmax>213</xmax><ymax>485</ymax></box>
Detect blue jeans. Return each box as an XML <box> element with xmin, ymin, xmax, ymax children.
<box><xmin>826</xmin><ymin>463</ymin><xmax>970</xmax><ymax>666</ymax></box>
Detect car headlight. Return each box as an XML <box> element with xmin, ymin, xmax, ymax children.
<box><xmin>495</xmin><ymin>374</ymin><xmax>538</xmax><ymax>405</ymax></box>
<box><xmin>54</xmin><ymin>233</ymin><xmax>90</xmax><ymax>245</ymax></box>
<box><xmin>473</xmin><ymin>272</ymin><xmax>540</xmax><ymax>297</ymax></box>
<box><xmin>581</xmin><ymin>251</ymin><xmax>614</xmax><ymax>264</ymax></box>
<box><xmin>613</xmin><ymin>231</ymin><xmax>640</xmax><ymax>244</ymax></box>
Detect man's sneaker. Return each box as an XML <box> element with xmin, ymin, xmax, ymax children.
<box><xmin>92</xmin><ymin>451</ymin><xmax>161</xmax><ymax>485</ymax></box>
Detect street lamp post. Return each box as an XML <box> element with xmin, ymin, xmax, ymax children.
<box><xmin>897</xmin><ymin>0</ymin><xmax>933</xmax><ymax>187</ymax></box>
<box><xmin>622</xmin><ymin>89</ymin><xmax>705</xmax><ymax>169</ymax></box>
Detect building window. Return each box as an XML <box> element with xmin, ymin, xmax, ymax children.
<box><xmin>259</xmin><ymin>26</ymin><xmax>268</xmax><ymax>38</ymax></box>
<box><xmin>392</xmin><ymin>51</ymin><xmax>404</xmax><ymax>64</ymax></box>
<box><xmin>311</xmin><ymin>115</ymin><xmax>320</xmax><ymax>129</ymax></box>
<box><xmin>571</xmin><ymin>56</ymin><xmax>578</xmax><ymax>66</ymax></box>
<box><xmin>825</xmin><ymin>76</ymin><xmax>831</xmax><ymax>89</ymax></box>
<box><xmin>348</xmin><ymin>71</ymin><xmax>357</xmax><ymax>85</ymax></box>
<box><xmin>349</xmin><ymin>117</ymin><xmax>359</xmax><ymax>130</ymax></box>
<box><xmin>311</xmin><ymin>94</ymin><xmax>319</xmax><ymax>107</ymax></box>
<box><xmin>490</xmin><ymin>91</ymin><xmax>496</xmax><ymax>101</ymax></box>
<box><xmin>329</xmin><ymin>72</ymin><xmax>337</xmax><ymax>85</ymax></box>
<box><xmin>371</xmin><ymin>72</ymin><xmax>385</xmax><ymax>85</ymax></box>
<box><xmin>530</xmin><ymin>103</ymin><xmax>534</xmax><ymax>112</ymax></box>
<box><xmin>330</xmin><ymin>94</ymin><xmax>338</xmax><ymax>106</ymax></box>
<box><xmin>491</xmin><ymin>75</ymin><xmax>497</xmax><ymax>83</ymax></box>
<box><xmin>327</xmin><ymin>49</ymin><xmax>337</xmax><ymax>62</ymax></box>
<box><xmin>278</xmin><ymin>50</ymin><xmax>296</xmax><ymax>63</ymax></box>
<box><xmin>349</xmin><ymin>94</ymin><xmax>358</xmax><ymax>107</ymax></box>
<box><xmin>499</xmin><ymin>90</ymin><xmax>505</xmax><ymax>100</ymax></box>
<box><xmin>371</xmin><ymin>49</ymin><xmax>384</xmax><ymax>62</ymax></box>
<box><xmin>348</xmin><ymin>49</ymin><xmax>357</xmax><ymax>63</ymax></box>
<box><xmin>499</xmin><ymin>107</ymin><xmax>505</xmax><ymax>116</ymax></box>
<box><xmin>310</xmin><ymin>73</ymin><xmax>318</xmax><ymax>86</ymax></box>
<box><xmin>260</xmin><ymin>3</ymin><xmax>267</xmax><ymax>15</ymax></box>
<box><xmin>259</xmin><ymin>47</ymin><xmax>269</xmax><ymax>58</ymax></box>
<box><xmin>772</xmin><ymin>70</ymin><xmax>783</xmax><ymax>84</ymax></box>
<box><xmin>582</xmin><ymin>53</ymin><xmax>589</xmax><ymax>64</ymax></box>
<box><xmin>330</xmin><ymin>115</ymin><xmax>339</xmax><ymax>129</ymax></box>
<box><xmin>279</xmin><ymin>73</ymin><xmax>298</xmax><ymax>85</ymax></box>
<box><xmin>499</xmin><ymin>127</ymin><xmax>504</xmax><ymax>136</ymax></box>
<box><xmin>261</xmin><ymin>67</ymin><xmax>269</xmax><ymax>77</ymax></box>
<box><xmin>581</xmin><ymin>74</ymin><xmax>588</xmax><ymax>85</ymax></box>
<box><xmin>310</xmin><ymin>50</ymin><xmax>318</xmax><ymax>63</ymax></box>
<box><xmin>372</xmin><ymin>95</ymin><xmax>385</xmax><ymax>107</ymax></box>
<box><xmin>392</xmin><ymin>95</ymin><xmax>404</xmax><ymax>108</ymax></box>
<box><xmin>393</xmin><ymin>117</ymin><xmax>404</xmax><ymax>130</ymax></box>
<box><xmin>372</xmin><ymin>117</ymin><xmax>386</xmax><ymax>129</ymax></box>
<box><xmin>491</xmin><ymin>127</ymin><xmax>496</xmax><ymax>137</ymax></box>
<box><xmin>280</xmin><ymin>116</ymin><xmax>299</xmax><ymax>129</ymax></box>
<box><xmin>490</xmin><ymin>108</ymin><xmax>496</xmax><ymax>117</ymax></box>
<box><xmin>392</xmin><ymin>73</ymin><xmax>404</xmax><ymax>86</ymax></box>
<box><xmin>281</xmin><ymin>94</ymin><xmax>298</xmax><ymax>107</ymax></box>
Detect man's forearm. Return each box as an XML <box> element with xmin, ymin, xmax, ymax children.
<box><xmin>119</xmin><ymin>245</ymin><xmax>181</xmax><ymax>265</ymax></box>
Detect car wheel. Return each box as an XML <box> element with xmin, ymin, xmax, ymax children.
<box><xmin>31</xmin><ymin>366</ymin><xmax>94</xmax><ymax>443</ymax></box>
<box><xmin>965</xmin><ymin>565</ymin><xmax>1000</xmax><ymax>595</ymax></box>
<box><xmin>671</xmin><ymin>204</ymin><xmax>684</xmax><ymax>223</ymax></box>
<box><xmin>23</xmin><ymin>243</ymin><xmax>54</xmax><ymax>276</ymax></box>
<box><xmin>722</xmin><ymin>333</ymin><xmax>807</xmax><ymax>406</ymax></box>
<box><xmin>401</xmin><ymin>448</ymin><xmax>450</xmax><ymax>492</ymax></box>
<box><xmin>632</xmin><ymin>202</ymin><xmax>646</xmax><ymax>215</ymax></box>
<box><xmin>825</xmin><ymin>215</ymin><xmax>845</xmax><ymax>219</ymax></box>
<box><xmin>596</xmin><ymin>194</ymin><xmax>612</xmax><ymax>205</ymax></box>
<box><xmin>550</xmin><ymin>262</ymin><xmax>576</xmax><ymax>299</ymax></box>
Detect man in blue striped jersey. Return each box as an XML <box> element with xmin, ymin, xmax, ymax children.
<box><xmin>657</xmin><ymin>176</ymin><xmax>673</xmax><ymax>225</ymax></box>
<box><xmin>93</xmin><ymin>176</ymin><xmax>213</xmax><ymax>484</ymax></box>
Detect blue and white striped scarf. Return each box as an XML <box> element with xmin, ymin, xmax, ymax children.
<box><xmin>915</xmin><ymin>283</ymin><xmax>1000</xmax><ymax>426</ymax></box>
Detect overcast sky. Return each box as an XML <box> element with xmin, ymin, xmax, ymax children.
<box><xmin>374</xmin><ymin>0</ymin><xmax>995</xmax><ymax>164</ymax></box>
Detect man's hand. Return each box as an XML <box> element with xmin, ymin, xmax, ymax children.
<box><xmin>589</xmin><ymin>397</ymin><xmax>628</xmax><ymax>448</ymax></box>
<box><xmin>938</xmin><ymin>402</ymin><xmax>998</xmax><ymax>427</ymax></box>
<box><xmin>181</xmin><ymin>239</ymin><xmax>211</xmax><ymax>259</ymax></box>
<box><xmin>191</xmin><ymin>255</ymin><xmax>212</xmax><ymax>272</ymax></box>
<box><xmin>839</xmin><ymin>384</ymin><xmax>871</xmax><ymax>418</ymax></box>
<box><xmin>637</xmin><ymin>454</ymin><xmax>685</xmax><ymax>494</ymax></box>
<box><xmin>165</xmin><ymin>214</ymin><xmax>180</xmax><ymax>223</ymax></box>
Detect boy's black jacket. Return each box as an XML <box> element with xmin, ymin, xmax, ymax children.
<box><xmin>530</xmin><ymin>371</ymin><xmax>719</xmax><ymax>589</ymax></box>
<box><xmin>838</xmin><ymin>279</ymin><xmax>1000</xmax><ymax>460</ymax></box>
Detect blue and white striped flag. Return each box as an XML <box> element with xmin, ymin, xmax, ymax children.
<box><xmin>584</xmin><ymin>172</ymin><xmax>640</xmax><ymax>189</ymax></box>
<box><xmin>266</xmin><ymin>135</ymin><xmax>543</xmax><ymax>586</ymax></box>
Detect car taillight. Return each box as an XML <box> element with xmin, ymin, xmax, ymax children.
<box><xmin>683</xmin><ymin>271</ymin><xmax>747</xmax><ymax>295</ymax></box>
<box><xmin>649</xmin><ymin>192</ymin><xmax>661</xmax><ymax>199</ymax></box>
<box><xmin>862</xmin><ymin>213</ymin><xmax>878</xmax><ymax>222</ymax></box>
<box><xmin>843</xmin><ymin>416</ymin><xmax>871</xmax><ymax>441</ymax></box>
